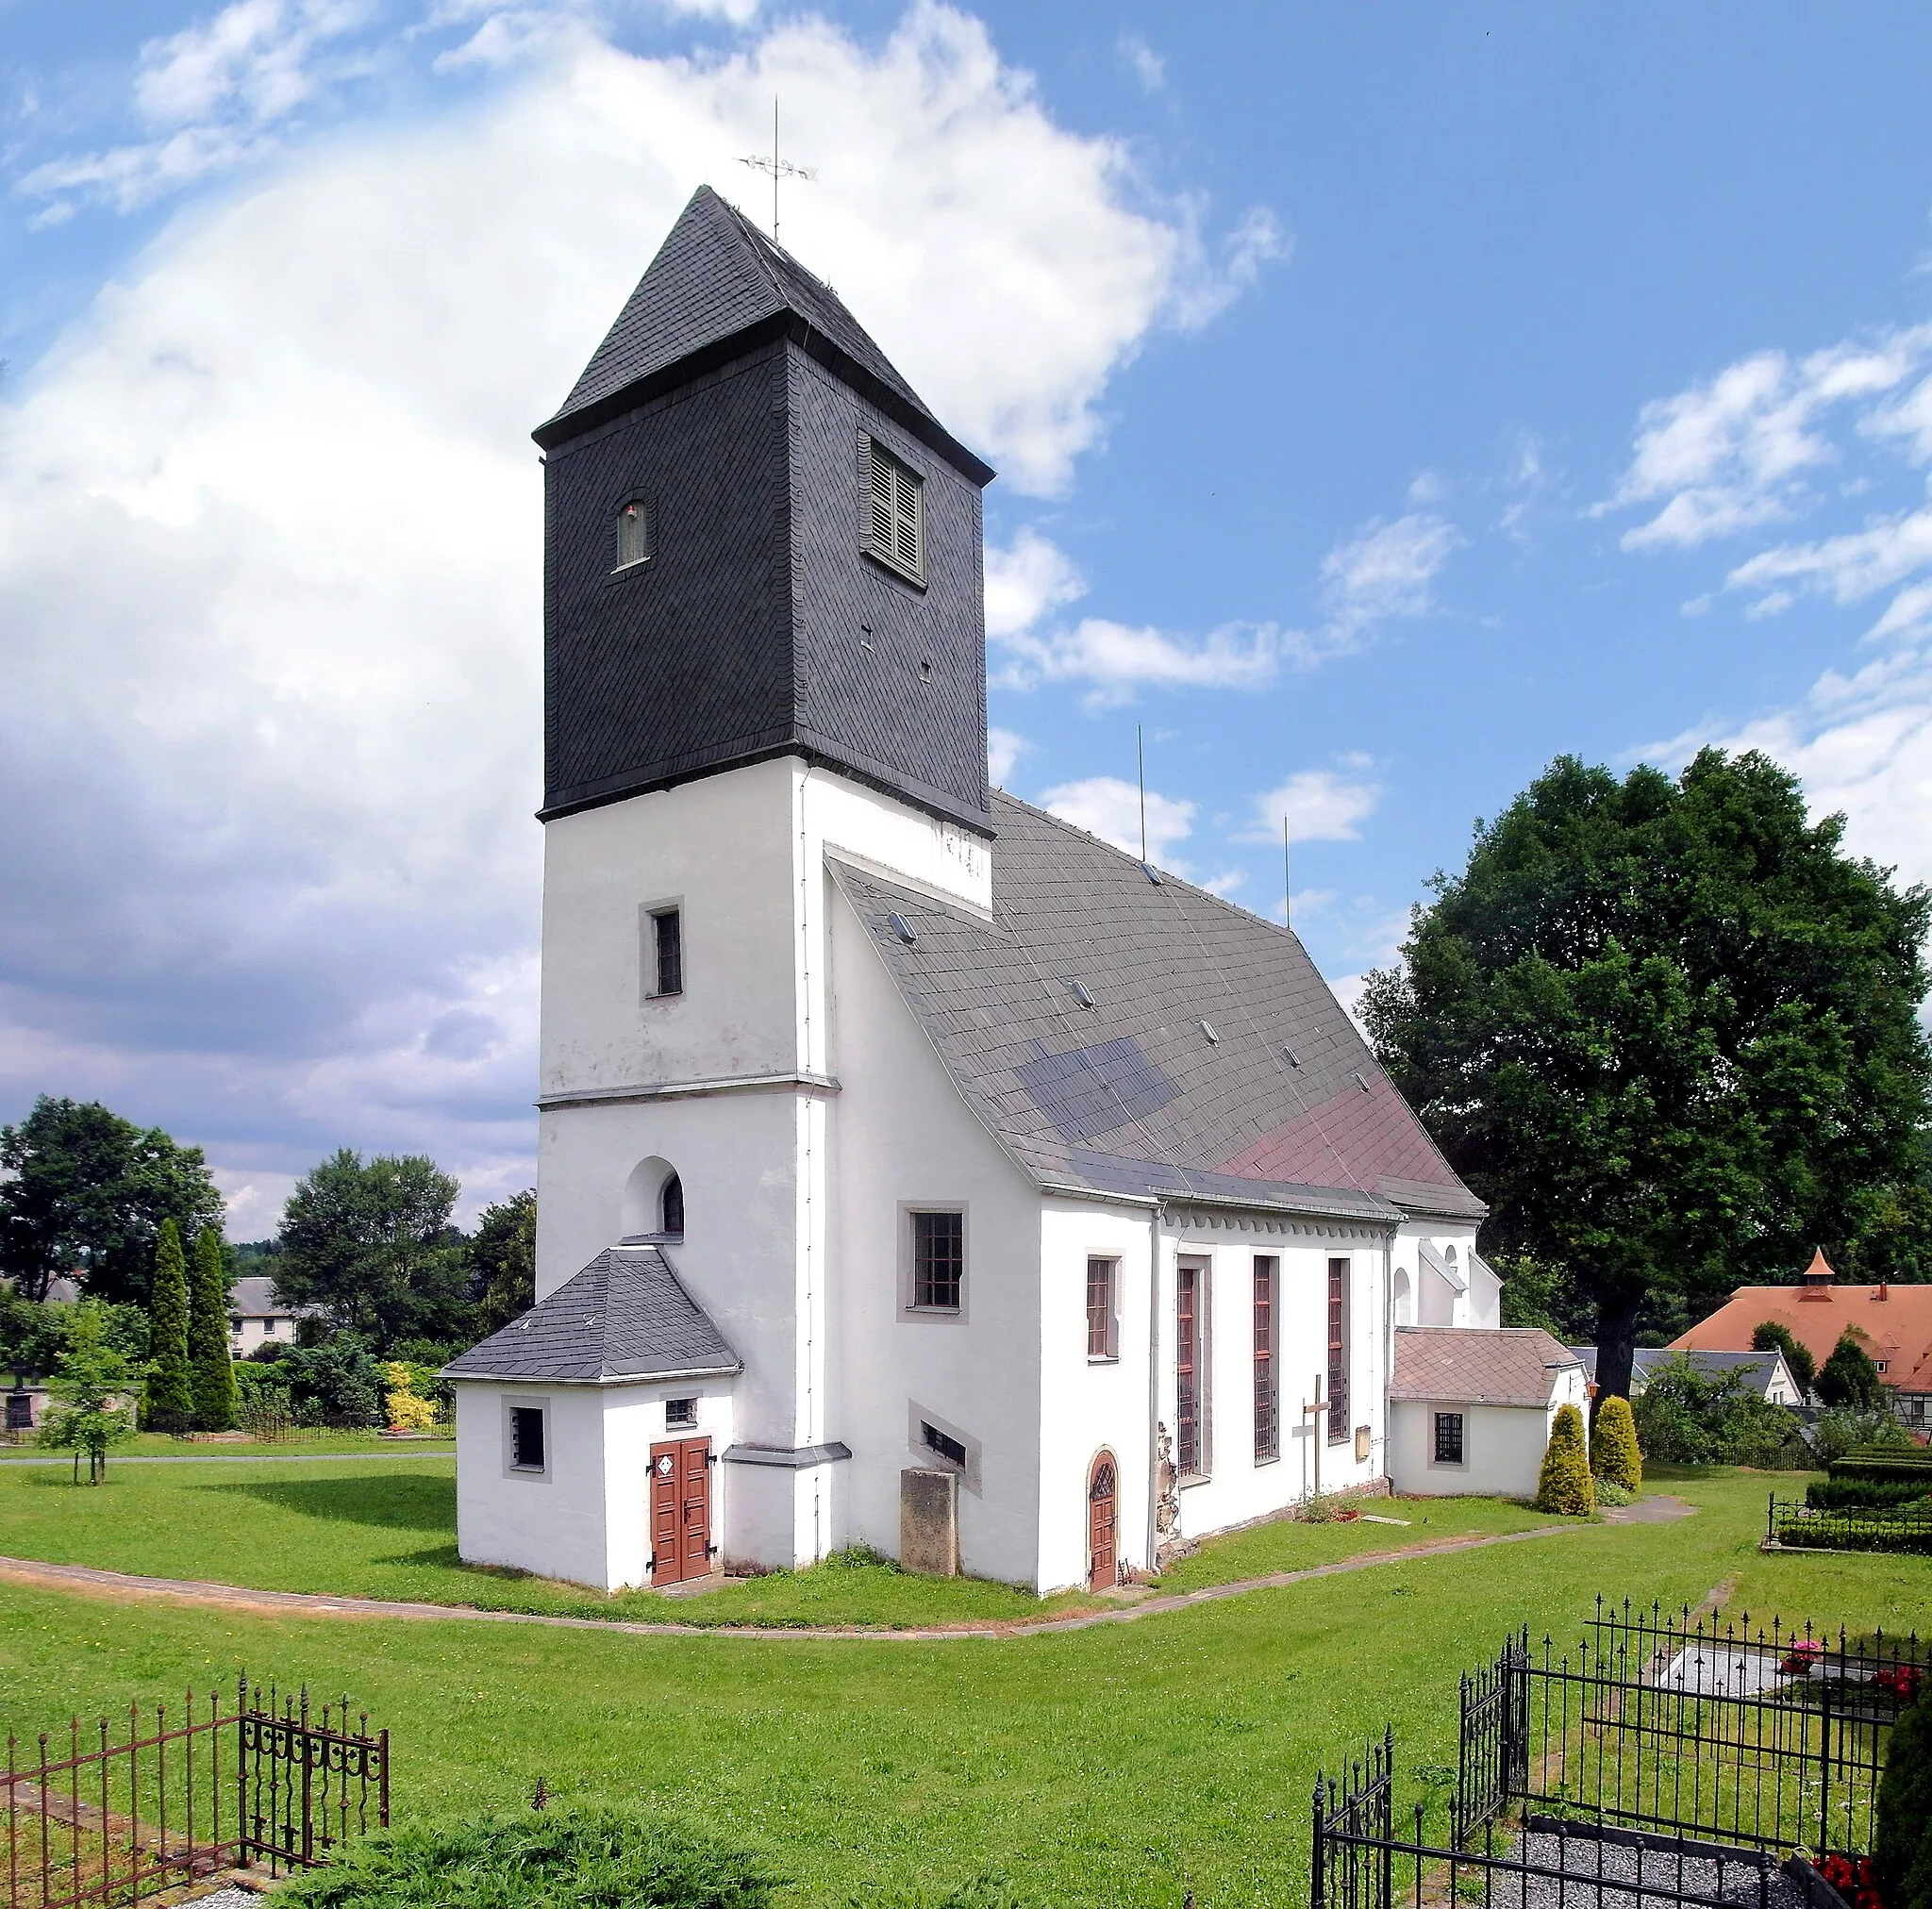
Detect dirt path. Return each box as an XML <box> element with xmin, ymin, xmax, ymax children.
<box><xmin>0</xmin><ymin>1516</ymin><xmax>1662</xmax><ymax>1642</ymax></box>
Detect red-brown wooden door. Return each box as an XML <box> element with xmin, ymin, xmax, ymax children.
<box><xmin>650</xmin><ymin>1437</ymin><xmax>711</xmax><ymax>1585</ymax></box>
<box><xmin>1087</xmin><ymin>1452</ymin><xmax>1117</xmax><ymax>1592</ymax></box>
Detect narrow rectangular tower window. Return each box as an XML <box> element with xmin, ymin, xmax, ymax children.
<box><xmin>1253</xmin><ymin>1255</ymin><xmax>1278</xmax><ymax>1462</ymax></box>
<box><xmin>1327</xmin><ymin>1256</ymin><xmax>1349</xmax><ymax>1443</ymax></box>
<box><xmin>649</xmin><ymin>907</ymin><xmax>683</xmax><ymax>998</ymax></box>
<box><xmin>1087</xmin><ymin>1257</ymin><xmax>1118</xmax><ymax>1359</ymax></box>
<box><xmin>615</xmin><ymin>498</ymin><xmax>655</xmax><ymax>570</ymax></box>
<box><xmin>911</xmin><ymin>1211</ymin><xmax>963</xmax><ymax>1310</ymax></box>
<box><xmin>860</xmin><ymin>434</ymin><xmax>924</xmax><ymax>585</ymax></box>
<box><xmin>1176</xmin><ymin>1261</ymin><xmax>1205</xmax><ymax>1477</ymax></box>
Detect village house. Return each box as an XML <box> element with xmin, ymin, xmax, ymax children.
<box><xmin>444</xmin><ymin>186</ymin><xmax>1507</xmax><ymax>1596</ymax></box>
<box><xmin>1674</xmin><ymin>1249</ymin><xmax>1932</xmax><ymax>1426</ymax></box>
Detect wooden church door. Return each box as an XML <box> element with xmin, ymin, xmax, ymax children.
<box><xmin>650</xmin><ymin>1438</ymin><xmax>711</xmax><ymax>1584</ymax></box>
<box><xmin>1087</xmin><ymin>1452</ymin><xmax>1117</xmax><ymax>1591</ymax></box>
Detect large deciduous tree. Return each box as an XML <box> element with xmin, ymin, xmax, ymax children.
<box><xmin>1362</xmin><ymin>749</ymin><xmax>1932</xmax><ymax>1403</ymax></box>
<box><xmin>471</xmin><ymin>1189</ymin><xmax>537</xmax><ymax>1337</ymax></box>
<box><xmin>0</xmin><ymin>1098</ymin><xmax>225</xmax><ymax>1304</ymax></box>
<box><xmin>273</xmin><ymin>1151</ymin><xmax>475</xmax><ymax>1352</ymax></box>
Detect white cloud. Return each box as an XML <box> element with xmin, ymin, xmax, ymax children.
<box><xmin>1165</xmin><ymin>203</ymin><xmax>1291</xmax><ymax>332</ymax></box>
<box><xmin>995</xmin><ymin>616</ymin><xmax>1287</xmax><ymax>706</ymax></box>
<box><xmin>1118</xmin><ymin>32</ymin><xmax>1165</xmax><ymax>93</ymax></box>
<box><xmin>1605</xmin><ymin>328</ymin><xmax>1932</xmax><ymax>552</ymax></box>
<box><xmin>987</xmin><ymin>727</ymin><xmax>1025</xmax><ymax>786</ymax></box>
<box><xmin>1721</xmin><ymin>502</ymin><xmax>1932</xmax><ymax>636</ymax></box>
<box><xmin>0</xmin><ymin>7</ymin><xmax>1266</xmax><ymax>1194</ymax></box>
<box><xmin>1199</xmin><ymin>869</ymin><xmax>1245</xmax><ymax>898</ymax></box>
<box><xmin>984</xmin><ymin>526</ymin><xmax>1086</xmax><ymax>639</ymax></box>
<box><xmin>1039</xmin><ymin>775</ymin><xmax>1194</xmax><ymax>866</ymax></box>
<box><xmin>1320</xmin><ymin>511</ymin><xmax>1461</xmax><ymax>640</ymax></box>
<box><xmin>1239</xmin><ymin>770</ymin><xmax>1380</xmax><ymax>845</ymax></box>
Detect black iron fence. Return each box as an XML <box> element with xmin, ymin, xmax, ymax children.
<box><xmin>4</xmin><ymin>1679</ymin><xmax>388</xmax><ymax>1909</ymax></box>
<box><xmin>1315</xmin><ymin>1600</ymin><xmax>1923</xmax><ymax>1909</ymax></box>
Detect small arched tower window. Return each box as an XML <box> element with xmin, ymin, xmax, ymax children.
<box><xmin>616</xmin><ymin>499</ymin><xmax>655</xmax><ymax>570</ymax></box>
<box><xmin>660</xmin><ymin>1172</ymin><xmax>684</xmax><ymax>1238</ymax></box>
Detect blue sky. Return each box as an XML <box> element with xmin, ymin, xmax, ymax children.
<box><xmin>7</xmin><ymin>2</ymin><xmax>1932</xmax><ymax>1232</ymax></box>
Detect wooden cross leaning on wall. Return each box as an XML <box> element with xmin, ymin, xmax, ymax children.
<box><xmin>1301</xmin><ymin>1373</ymin><xmax>1327</xmax><ymax>1504</ymax></box>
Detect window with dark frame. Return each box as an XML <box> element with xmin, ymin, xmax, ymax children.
<box><xmin>860</xmin><ymin>434</ymin><xmax>924</xmax><ymax>584</ymax></box>
<box><xmin>1087</xmin><ymin>1257</ymin><xmax>1117</xmax><ymax>1358</ymax></box>
<box><xmin>1327</xmin><ymin>1257</ymin><xmax>1349</xmax><ymax>1442</ymax></box>
<box><xmin>1176</xmin><ymin>1262</ymin><xmax>1203</xmax><ymax>1476</ymax></box>
<box><xmin>5</xmin><ymin>1395</ymin><xmax>30</xmax><ymax>1431</ymax></box>
<box><xmin>1434</xmin><ymin>1411</ymin><xmax>1465</xmax><ymax>1465</ymax></box>
<box><xmin>650</xmin><ymin>907</ymin><xmax>683</xmax><ymax>997</ymax></box>
<box><xmin>911</xmin><ymin>1210</ymin><xmax>963</xmax><ymax>1310</ymax></box>
<box><xmin>660</xmin><ymin>1173</ymin><xmax>684</xmax><ymax>1237</ymax></box>
<box><xmin>509</xmin><ymin>1405</ymin><xmax>545</xmax><ymax>1471</ymax></box>
<box><xmin>922</xmin><ymin>1421</ymin><xmax>966</xmax><ymax>1468</ymax></box>
<box><xmin>665</xmin><ymin>1397</ymin><xmax>697</xmax><ymax>1429</ymax></box>
<box><xmin>1253</xmin><ymin>1256</ymin><xmax>1278</xmax><ymax>1462</ymax></box>
<box><xmin>615</xmin><ymin>498</ymin><xmax>655</xmax><ymax>569</ymax></box>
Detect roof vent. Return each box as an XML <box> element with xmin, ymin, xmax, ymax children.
<box><xmin>1351</xmin><ymin>1069</ymin><xmax>1371</xmax><ymax>1093</ymax></box>
<box><xmin>1200</xmin><ymin>1020</ymin><xmax>1220</xmax><ymax>1045</ymax></box>
<box><xmin>1141</xmin><ymin>863</ymin><xmax>1162</xmax><ymax>886</ymax></box>
<box><xmin>888</xmin><ymin>912</ymin><xmax>917</xmax><ymax>944</ymax></box>
<box><xmin>1281</xmin><ymin>1044</ymin><xmax>1302</xmax><ymax>1068</ymax></box>
<box><xmin>1068</xmin><ymin>980</ymin><xmax>1096</xmax><ymax>1010</ymax></box>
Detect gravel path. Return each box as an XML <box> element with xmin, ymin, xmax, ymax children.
<box><xmin>0</xmin><ymin>1522</ymin><xmax>1590</xmax><ymax>1641</ymax></box>
<box><xmin>1491</xmin><ymin>1828</ymin><xmax>1802</xmax><ymax>1909</ymax></box>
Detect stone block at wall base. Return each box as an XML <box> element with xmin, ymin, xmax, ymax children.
<box><xmin>900</xmin><ymin>1467</ymin><xmax>959</xmax><ymax>1576</ymax></box>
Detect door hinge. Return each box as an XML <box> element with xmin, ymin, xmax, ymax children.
<box><xmin>706</xmin><ymin>1452</ymin><xmax>718</xmax><ymax>1466</ymax></box>
<box><xmin>706</xmin><ymin>1543</ymin><xmax>719</xmax><ymax>1556</ymax></box>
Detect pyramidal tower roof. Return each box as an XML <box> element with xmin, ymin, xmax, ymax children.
<box><xmin>535</xmin><ymin>185</ymin><xmax>991</xmax><ymax>482</ymax></box>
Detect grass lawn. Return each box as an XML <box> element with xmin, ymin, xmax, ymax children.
<box><xmin>0</xmin><ymin>1469</ymin><xmax>1910</xmax><ymax>1909</ymax></box>
<box><xmin>1</xmin><ymin>1429</ymin><xmax>455</xmax><ymax>1462</ymax></box>
<box><xmin>0</xmin><ymin>1457</ymin><xmax>1561</xmax><ymax>1629</ymax></box>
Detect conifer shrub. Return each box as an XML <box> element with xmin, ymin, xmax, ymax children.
<box><xmin>189</xmin><ymin>1226</ymin><xmax>238</xmax><ymax>1431</ymax></box>
<box><xmin>1536</xmin><ymin>1403</ymin><xmax>1595</xmax><ymax>1516</ymax></box>
<box><xmin>272</xmin><ymin>1806</ymin><xmax>777</xmax><ymax>1909</ymax></box>
<box><xmin>1818</xmin><ymin>1331</ymin><xmax>1888</xmax><ymax>1412</ymax></box>
<box><xmin>1875</xmin><ymin>1689</ymin><xmax>1932</xmax><ymax>1909</ymax></box>
<box><xmin>1590</xmin><ymin>1395</ymin><xmax>1641</xmax><ymax>1492</ymax></box>
<box><xmin>146</xmin><ymin>1220</ymin><xmax>195</xmax><ymax>1434</ymax></box>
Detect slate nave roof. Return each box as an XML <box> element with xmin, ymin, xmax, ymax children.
<box><xmin>835</xmin><ymin>792</ymin><xmax>1485</xmax><ymax>1226</ymax></box>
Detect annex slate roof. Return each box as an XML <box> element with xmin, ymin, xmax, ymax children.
<box><xmin>833</xmin><ymin>792</ymin><xmax>1485</xmax><ymax>1223</ymax></box>
<box><xmin>1391</xmin><ymin>1327</ymin><xmax>1577</xmax><ymax>1407</ymax></box>
<box><xmin>443</xmin><ymin>1247</ymin><xmax>741</xmax><ymax>1385</ymax></box>
<box><xmin>536</xmin><ymin>186</ymin><xmax>988</xmax><ymax>480</ymax></box>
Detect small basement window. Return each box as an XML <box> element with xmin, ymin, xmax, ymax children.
<box><xmin>665</xmin><ymin>1397</ymin><xmax>697</xmax><ymax>1429</ymax></box>
<box><xmin>860</xmin><ymin>434</ymin><xmax>924</xmax><ymax>585</ymax></box>
<box><xmin>1433</xmin><ymin>1411</ymin><xmax>1465</xmax><ymax>1466</ymax></box>
<box><xmin>509</xmin><ymin>1405</ymin><xmax>547</xmax><ymax>1472</ymax></box>
<box><xmin>922</xmin><ymin>1421</ymin><xmax>967</xmax><ymax>1468</ymax></box>
<box><xmin>615</xmin><ymin>499</ymin><xmax>655</xmax><ymax>570</ymax></box>
<box><xmin>649</xmin><ymin>907</ymin><xmax>683</xmax><ymax>998</ymax></box>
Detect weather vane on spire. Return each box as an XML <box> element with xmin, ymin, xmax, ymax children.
<box><xmin>738</xmin><ymin>96</ymin><xmax>816</xmax><ymax>246</ymax></box>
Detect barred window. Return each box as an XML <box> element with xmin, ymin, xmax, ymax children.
<box><xmin>911</xmin><ymin>1211</ymin><xmax>963</xmax><ymax>1310</ymax></box>
<box><xmin>509</xmin><ymin>1405</ymin><xmax>546</xmax><ymax>1472</ymax></box>
<box><xmin>1253</xmin><ymin>1256</ymin><xmax>1278</xmax><ymax>1462</ymax></box>
<box><xmin>650</xmin><ymin>907</ymin><xmax>683</xmax><ymax>998</ymax></box>
<box><xmin>1434</xmin><ymin>1411</ymin><xmax>1465</xmax><ymax>1466</ymax></box>
<box><xmin>860</xmin><ymin>434</ymin><xmax>924</xmax><ymax>584</ymax></box>
<box><xmin>1327</xmin><ymin>1256</ymin><xmax>1349</xmax><ymax>1443</ymax></box>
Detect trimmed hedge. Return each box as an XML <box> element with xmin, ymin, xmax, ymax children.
<box><xmin>1537</xmin><ymin>1403</ymin><xmax>1595</xmax><ymax>1516</ymax></box>
<box><xmin>1833</xmin><ymin>1454</ymin><xmax>1932</xmax><ymax>1485</ymax></box>
<box><xmin>1807</xmin><ymin>1476</ymin><xmax>1932</xmax><ymax>1511</ymax></box>
<box><xmin>272</xmin><ymin>1807</ymin><xmax>778</xmax><ymax>1909</ymax></box>
<box><xmin>1774</xmin><ymin>1515</ymin><xmax>1932</xmax><ymax>1555</ymax></box>
<box><xmin>1590</xmin><ymin>1396</ymin><xmax>1641</xmax><ymax>1493</ymax></box>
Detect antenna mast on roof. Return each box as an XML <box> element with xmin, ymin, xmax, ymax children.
<box><xmin>1283</xmin><ymin>814</ymin><xmax>1291</xmax><ymax>929</ymax></box>
<box><xmin>1138</xmin><ymin>725</ymin><xmax>1147</xmax><ymax>865</ymax></box>
<box><xmin>737</xmin><ymin>96</ymin><xmax>817</xmax><ymax>245</ymax></box>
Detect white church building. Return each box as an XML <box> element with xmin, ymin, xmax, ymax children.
<box><xmin>446</xmin><ymin>186</ymin><xmax>1505</xmax><ymax>1597</ymax></box>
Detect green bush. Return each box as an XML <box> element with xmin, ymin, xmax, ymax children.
<box><xmin>1537</xmin><ymin>1403</ymin><xmax>1595</xmax><ymax>1516</ymax></box>
<box><xmin>1817</xmin><ymin>1331</ymin><xmax>1888</xmax><ymax>1412</ymax></box>
<box><xmin>1594</xmin><ymin>1479</ymin><xmax>1634</xmax><ymax>1507</ymax></box>
<box><xmin>1807</xmin><ymin>1476</ymin><xmax>1932</xmax><ymax>1511</ymax></box>
<box><xmin>273</xmin><ymin>1806</ymin><xmax>777</xmax><ymax>1909</ymax></box>
<box><xmin>1631</xmin><ymin>1353</ymin><xmax>1809</xmax><ymax>1466</ymax></box>
<box><xmin>1774</xmin><ymin>1514</ymin><xmax>1932</xmax><ymax>1554</ymax></box>
<box><xmin>1590</xmin><ymin>1395</ymin><xmax>1641</xmax><ymax>1491</ymax></box>
<box><xmin>1812</xmin><ymin>1412</ymin><xmax>1914</xmax><ymax>1466</ymax></box>
<box><xmin>1876</xmin><ymin>1692</ymin><xmax>1932</xmax><ymax>1906</ymax></box>
<box><xmin>1750</xmin><ymin>1320</ymin><xmax>1816</xmax><ymax>1396</ymax></box>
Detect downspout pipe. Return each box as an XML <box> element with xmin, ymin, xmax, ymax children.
<box><xmin>1144</xmin><ymin>1201</ymin><xmax>1165</xmax><ymax>1571</ymax></box>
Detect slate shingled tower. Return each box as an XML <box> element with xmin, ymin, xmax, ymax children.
<box><xmin>533</xmin><ymin>186</ymin><xmax>995</xmax><ymax>832</ymax></box>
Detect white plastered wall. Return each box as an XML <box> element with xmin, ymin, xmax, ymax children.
<box><xmin>825</xmin><ymin>870</ymin><xmax>1044</xmax><ymax>1587</ymax></box>
<box><xmin>1158</xmin><ymin>1215</ymin><xmax>1394</xmax><ymax>1542</ymax></box>
<box><xmin>1387</xmin><ymin>1363</ymin><xmax>1586</xmax><ymax>1499</ymax></box>
<box><xmin>1391</xmin><ymin>1220</ymin><xmax>1487</xmax><ymax>1329</ymax></box>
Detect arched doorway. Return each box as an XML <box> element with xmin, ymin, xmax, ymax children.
<box><xmin>1087</xmin><ymin>1452</ymin><xmax>1118</xmax><ymax>1592</ymax></box>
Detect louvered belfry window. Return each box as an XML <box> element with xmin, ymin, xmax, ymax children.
<box><xmin>616</xmin><ymin>498</ymin><xmax>654</xmax><ymax>569</ymax></box>
<box><xmin>860</xmin><ymin>433</ymin><xmax>924</xmax><ymax>584</ymax></box>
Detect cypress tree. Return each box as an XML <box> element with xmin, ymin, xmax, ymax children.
<box><xmin>189</xmin><ymin>1225</ymin><xmax>237</xmax><ymax>1432</ymax></box>
<box><xmin>1536</xmin><ymin>1403</ymin><xmax>1596</xmax><ymax>1516</ymax></box>
<box><xmin>1590</xmin><ymin>1394</ymin><xmax>1642</xmax><ymax>1492</ymax></box>
<box><xmin>1875</xmin><ymin>1690</ymin><xmax>1932</xmax><ymax>1903</ymax></box>
<box><xmin>146</xmin><ymin>1220</ymin><xmax>194</xmax><ymax>1434</ymax></box>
